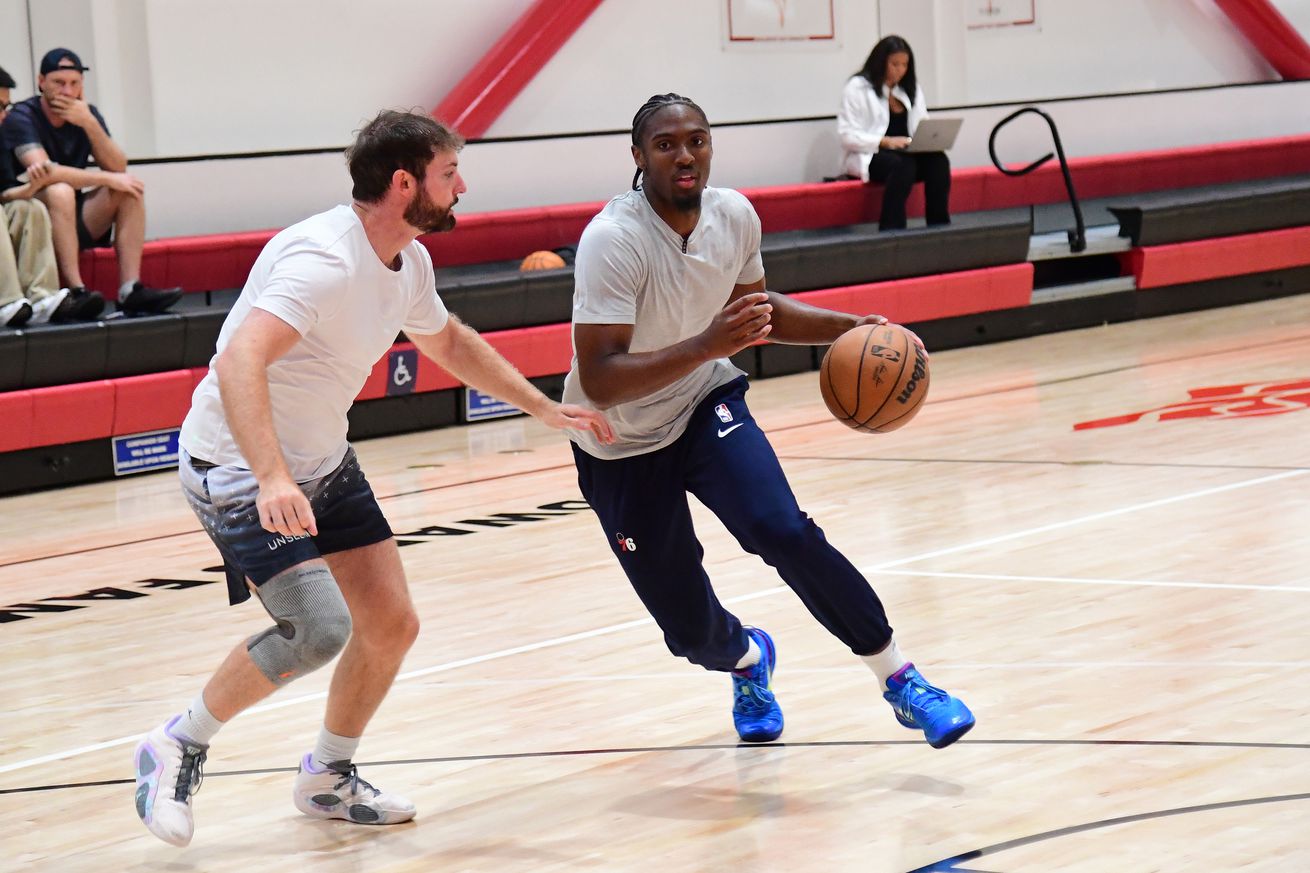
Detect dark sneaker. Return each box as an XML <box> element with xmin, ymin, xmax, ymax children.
<box><xmin>120</xmin><ymin>282</ymin><xmax>182</xmax><ymax>314</ymax></box>
<box><xmin>1</xmin><ymin>298</ymin><xmax>33</xmax><ymax>327</ymax></box>
<box><xmin>51</xmin><ymin>287</ymin><xmax>105</xmax><ymax>322</ymax></box>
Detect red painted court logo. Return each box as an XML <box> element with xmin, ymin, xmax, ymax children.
<box><xmin>1074</xmin><ymin>379</ymin><xmax>1310</xmax><ymax>430</ymax></box>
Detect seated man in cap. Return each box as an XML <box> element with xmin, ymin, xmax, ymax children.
<box><xmin>0</xmin><ymin>48</ymin><xmax>181</xmax><ymax>316</ymax></box>
<box><xmin>1</xmin><ymin>63</ymin><xmax>76</xmax><ymax>327</ymax></box>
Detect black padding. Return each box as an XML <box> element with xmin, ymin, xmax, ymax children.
<box><xmin>1109</xmin><ymin>175</ymin><xmax>1310</xmax><ymax>245</ymax></box>
<box><xmin>436</xmin><ymin>264</ymin><xmax>526</xmax><ymax>332</ymax></box>
<box><xmin>0</xmin><ymin>329</ymin><xmax>27</xmax><ymax>392</ymax></box>
<box><xmin>436</xmin><ymin>262</ymin><xmax>574</xmax><ymax>332</ymax></box>
<box><xmin>530</xmin><ymin>374</ymin><xmax>566</xmax><ymax>403</ymax></box>
<box><xmin>1134</xmin><ymin>264</ymin><xmax>1310</xmax><ymax>318</ymax></box>
<box><xmin>0</xmin><ymin>438</ymin><xmax>115</xmax><ymax>496</ymax></box>
<box><xmin>346</xmin><ymin>390</ymin><xmax>459</xmax><ymax>440</ymax></box>
<box><xmin>21</xmin><ymin>322</ymin><xmax>107</xmax><ymax>389</ymax></box>
<box><xmin>762</xmin><ymin>211</ymin><xmax>1033</xmax><ymax>293</ymax></box>
<box><xmin>182</xmin><ymin>310</ymin><xmax>228</xmax><ymax>367</ymax></box>
<box><xmin>729</xmin><ymin>347</ymin><xmax>759</xmax><ymax>378</ymax></box>
<box><xmin>104</xmin><ymin>315</ymin><xmax>187</xmax><ymax>378</ymax></box>
<box><xmin>758</xmin><ymin>246</ymin><xmax>803</xmax><ymax>295</ymax></box>
<box><xmin>758</xmin><ymin>343</ymin><xmax>816</xmax><ymax>378</ymax></box>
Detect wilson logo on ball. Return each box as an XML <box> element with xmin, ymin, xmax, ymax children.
<box><xmin>896</xmin><ymin>345</ymin><xmax>929</xmax><ymax>405</ymax></box>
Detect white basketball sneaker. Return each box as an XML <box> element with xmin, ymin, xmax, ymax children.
<box><xmin>133</xmin><ymin>716</ymin><xmax>207</xmax><ymax>846</ymax></box>
<box><xmin>292</xmin><ymin>754</ymin><xmax>416</xmax><ymax>824</ymax></box>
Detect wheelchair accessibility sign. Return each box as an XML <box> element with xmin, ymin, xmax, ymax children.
<box><xmin>387</xmin><ymin>348</ymin><xmax>418</xmax><ymax>396</ymax></box>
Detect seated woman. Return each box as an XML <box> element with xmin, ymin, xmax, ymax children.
<box><xmin>837</xmin><ymin>35</ymin><xmax>950</xmax><ymax>231</ymax></box>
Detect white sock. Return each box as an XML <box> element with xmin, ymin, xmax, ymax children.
<box><xmin>860</xmin><ymin>637</ymin><xmax>910</xmax><ymax>690</ymax></box>
<box><xmin>173</xmin><ymin>693</ymin><xmax>224</xmax><ymax>746</ymax></box>
<box><xmin>312</xmin><ymin>727</ymin><xmax>361</xmax><ymax>770</ymax></box>
<box><xmin>734</xmin><ymin>636</ymin><xmax>762</xmax><ymax>671</ymax></box>
<box><xmin>120</xmin><ymin>279</ymin><xmax>139</xmax><ymax>297</ymax></box>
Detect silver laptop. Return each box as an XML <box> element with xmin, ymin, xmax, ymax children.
<box><xmin>904</xmin><ymin>117</ymin><xmax>963</xmax><ymax>153</ymax></box>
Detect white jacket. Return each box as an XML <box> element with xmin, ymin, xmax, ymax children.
<box><xmin>837</xmin><ymin>75</ymin><xmax>930</xmax><ymax>181</ymax></box>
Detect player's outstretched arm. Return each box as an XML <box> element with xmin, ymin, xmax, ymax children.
<box><xmin>410</xmin><ymin>315</ymin><xmax>614</xmax><ymax>444</ymax></box>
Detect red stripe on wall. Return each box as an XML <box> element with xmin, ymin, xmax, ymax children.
<box><xmin>1214</xmin><ymin>0</ymin><xmax>1310</xmax><ymax>80</ymax></box>
<box><xmin>434</xmin><ymin>0</ymin><xmax>606</xmax><ymax>139</ymax></box>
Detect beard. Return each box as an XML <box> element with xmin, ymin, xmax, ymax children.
<box><xmin>670</xmin><ymin>189</ymin><xmax>703</xmax><ymax>212</ymax></box>
<box><xmin>405</xmin><ymin>186</ymin><xmax>457</xmax><ymax>234</ymax></box>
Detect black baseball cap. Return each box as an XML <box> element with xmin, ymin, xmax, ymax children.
<box><xmin>39</xmin><ymin>48</ymin><xmax>89</xmax><ymax>75</ymax></box>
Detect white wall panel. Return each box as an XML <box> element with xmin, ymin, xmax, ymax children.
<box><xmin>132</xmin><ymin>81</ymin><xmax>1310</xmax><ymax>239</ymax></box>
<box><xmin>883</xmin><ymin>0</ymin><xmax>1278</xmax><ymax>105</ymax></box>
<box><xmin>0</xmin><ymin>0</ymin><xmax>34</xmax><ymax>91</ymax></box>
<box><xmin>4</xmin><ymin>0</ymin><xmax>1308</xmax><ymax>238</ymax></box>
<box><xmin>488</xmin><ymin>0</ymin><xmax>881</xmax><ymax>136</ymax></box>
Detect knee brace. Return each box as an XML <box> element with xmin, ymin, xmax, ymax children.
<box><xmin>246</xmin><ymin>562</ymin><xmax>352</xmax><ymax>686</ymax></box>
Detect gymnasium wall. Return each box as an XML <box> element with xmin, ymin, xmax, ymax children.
<box><xmin>2</xmin><ymin>0</ymin><xmax>1308</xmax><ymax>238</ymax></box>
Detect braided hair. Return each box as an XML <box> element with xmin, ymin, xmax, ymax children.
<box><xmin>630</xmin><ymin>93</ymin><xmax>709</xmax><ymax>190</ymax></box>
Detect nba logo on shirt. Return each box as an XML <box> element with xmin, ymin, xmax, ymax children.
<box><xmin>715</xmin><ymin>403</ymin><xmax>733</xmax><ymax>423</ymax></box>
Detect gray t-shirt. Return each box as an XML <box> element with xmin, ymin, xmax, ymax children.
<box><xmin>563</xmin><ymin>186</ymin><xmax>766</xmax><ymax>459</ymax></box>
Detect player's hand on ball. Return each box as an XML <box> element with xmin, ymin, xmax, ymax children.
<box><xmin>856</xmin><ymin>314</ymin><xmax>927</xmax><ymax>359</ymax></box>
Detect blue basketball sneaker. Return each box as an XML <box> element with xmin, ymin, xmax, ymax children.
<box><xmin>883</xmin><ymin>664</ymin><xmax>975</xmax><ymax>749</ymax></box>
<box><xmin>731</xmin><ymin>627</ymin><xmax>784</xmax><ymax>743</ymax></box>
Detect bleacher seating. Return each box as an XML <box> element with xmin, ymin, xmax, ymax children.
<box><xmin>3</xmin><ymin>134</ymin><xmax>1310</xmax><ymax>494</ymax></box>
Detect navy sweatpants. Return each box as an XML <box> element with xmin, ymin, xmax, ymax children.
<box><xmin>572</xmin><ymin>377</ymin><xmax>894</xmax><ymax>671</ymax></box>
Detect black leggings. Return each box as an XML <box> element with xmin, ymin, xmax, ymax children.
<box><xmin>868</xmin><ymin>150</ymin><xmax>951</xmax><ymax>230</ymax></box>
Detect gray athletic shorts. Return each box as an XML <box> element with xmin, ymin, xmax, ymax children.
<box><xmin>179</xmin><ymin>447</ymin><xmax>393</xmax><ymax>605</ymax></box>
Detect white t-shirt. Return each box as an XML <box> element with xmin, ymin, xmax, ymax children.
<box><xmin>180</xmin><ymin>205</ymin><xmax>449</xmax><ymax>480</ymax></box>
<box><xmin>562</xmin><ymin>186</ymin><xmax>766</xmax><ymax>459</ymax></box>
<box><xmin>837</xmin><ymin>76</ymin><xmax>929</xmax><ymax>181</ymax></box>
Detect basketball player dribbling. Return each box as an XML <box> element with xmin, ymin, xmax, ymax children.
<box><xmin>561</xmin><ymin>94</ymin><xmax>974</xmax><ymax>748</ymax></box>
<box><xmin>132</xmin><ymin>110</ymin><xmax>613</xmax><ymax>847</ymax></box>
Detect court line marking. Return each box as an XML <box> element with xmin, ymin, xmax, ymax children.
<box><xmin>6</xmin><ymin>738</ymin><xmax>1309</xmax><ymax>797</ymax></box>
<box><xmin>876</xmin><ymin>569</ymin><xmax>1310</xmax><ymax>594</ymax></box>
<box><xmin>863</xmin><ymin>468</ymin><xmax>1307</xmax><ymax>571</ymax></box>
<box><xmin>910</xmin><ymin>791</ymin><xmax>1310</xmax><ymax>873</ymax></box>
<box><xmin>1</xmin><ymin>468</ymin><xmax>1304</xmax><ymax>777</ymax></box>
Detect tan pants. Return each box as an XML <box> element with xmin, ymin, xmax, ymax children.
<box><xmin>1</xmin><ymin>199</ymin><xmax>62</xmax><ymax>307</ymax></box>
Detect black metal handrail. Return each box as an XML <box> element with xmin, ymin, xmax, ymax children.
<box><xmin>988</xmin><ymin>107</ymin><xmax>1086</xmax><ymax>252</ymax></box>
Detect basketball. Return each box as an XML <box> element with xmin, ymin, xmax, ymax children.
<box><xmin>520</xmin><ymin>250</ymin><xmax>567</xmax><ymax>271</ymax></box>
<box><xmin>819</xmin><ymin>322</ymin><xmax>929</xmax><ymax>433</ymax></box>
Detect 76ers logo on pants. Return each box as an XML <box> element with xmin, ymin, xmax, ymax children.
<box><xmin>615</xmin><ymin>532</ymin><xmax>638</xmax><ymax>553</ymax></box>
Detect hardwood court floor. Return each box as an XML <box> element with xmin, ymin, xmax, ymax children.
<box><xmin>2</xmin><ymin>294</ymin><xmax>1308</xmax><ymax>872</ymax></box>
